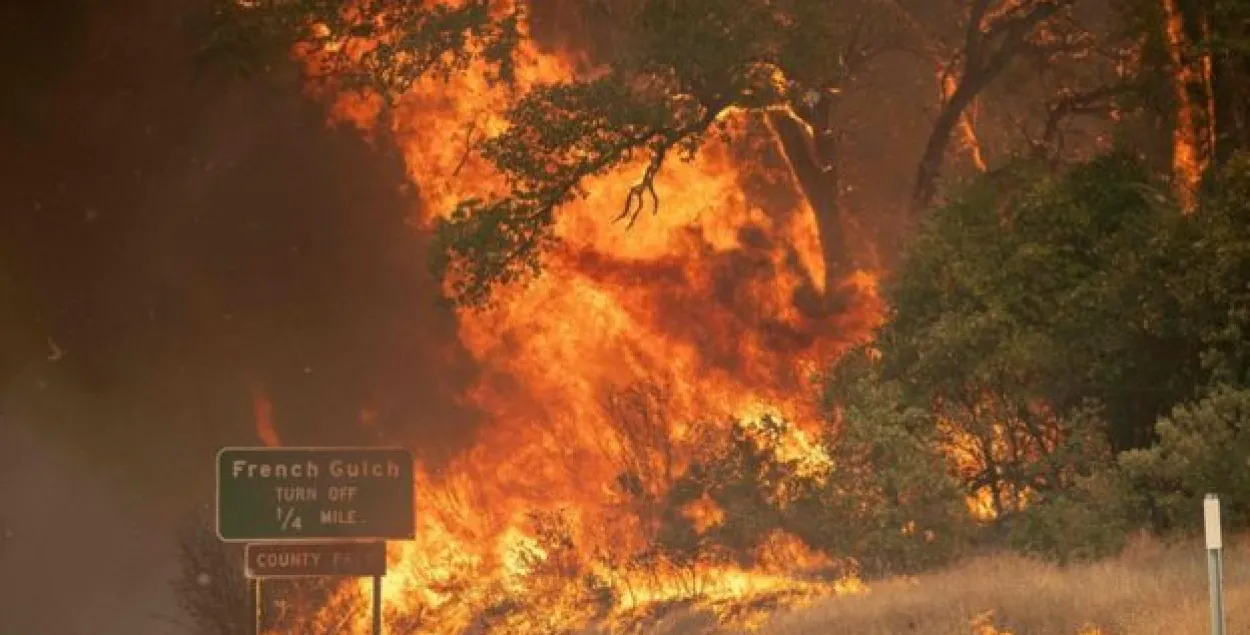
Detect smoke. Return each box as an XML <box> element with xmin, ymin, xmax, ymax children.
<box><xmin>0</xmin><ymin>7</ymin><xmax>489</xmax><ymax>634</ymax></box>
<box><xmin>1</xmin><ymin>0</ymin><xmax>485</xmax><ymax>491</ymax></box>
<box><xmin>0</xmin><ymin>420</ymin><xmax>181</xmax><ymax>635</ymax></box>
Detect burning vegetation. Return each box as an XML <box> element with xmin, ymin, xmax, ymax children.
<box><xmin>200</xmin><ymin>2</ymin><xmax>894</xmax><ymax>632</ymax></box>
<box><xmin>171</xmin><ymin>0</ymin><xmax>1250</xmax><ymax>633</ymax></box>
<box><xmin>318</xmin><ymin>31</ymin><xmax>880</xmax><ymax>635</ymax></box>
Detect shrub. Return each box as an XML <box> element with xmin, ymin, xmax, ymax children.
<box><xmin>1119</xmin><ymin>386</ymin><xmax>1250</xmax><ymax>531</ymax></box>
<box><xmin>1003</xmin><ymin>468</ymin><xmax>1134</xmax><ymax>563</ymax></box>
<box><xmin>816</xmin><ymin>346</ymin><xmax>974</xmax><ymax>577</ymax></box>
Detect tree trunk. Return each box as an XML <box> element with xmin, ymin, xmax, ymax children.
<box><xmin>910</xmin><ymin>0</ymin><xmax>1073</xmax><ymax>214</ymax></box>
<box><xmin>912</xmin><ymin>76</ymin><xmax>990</xmax><ymax>213</ymax></box>
<box><xmin>944</xmin><ymin>74</ymin><xmax>988</xmax><ymax>172</ymax></box>
<box><xmin>1161</xmin><ymin>0</ymin><xmax>1205</xmax><ymax>213</ymax></box>
<box><xmin>766</xmin><ymin>106</ymin><xmax>855</xmax><ymax>316</ymax></box>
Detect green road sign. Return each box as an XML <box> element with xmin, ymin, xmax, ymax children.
<box><xmin>216</xmin><ymin>447</ymin><xmax>415</xmax><ymax>542</ymax></box>
<box><xmin>245</xmin><ymin>542</ymin><xmax>388</xmax><ymax>578</ymax></box>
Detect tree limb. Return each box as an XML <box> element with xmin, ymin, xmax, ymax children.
<box><xmin>616</xmin><ymin>145</ymin><xmax>668</xmax><ymax>227</ymax></box>
<box><xmin>1040</xmin><ymin>84</ymin><xmax>1129</xmax><ymax>149</ymax></box>
<box><xmin>451</xmin><ymin>117</ymin><xmax>481</xmax><ymax>177</ymax></box>
<box><xmin>965</xmin><ymin>0</ymin><xmax>995</xmax><ymax>64</ymax></box>
<box><xmin>912</xmin><ymin>0</ymin><xmax>1076</xmax><ymax>213</ymax></box>
<box><xmin>435</xmin><ymin>76</ymin><xmax>731</xmax><ymax>307</ymax></box>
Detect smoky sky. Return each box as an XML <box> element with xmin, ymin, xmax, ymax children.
<box><xmin>1</xmin><ymin>1</ymin><xmax>491</xmax><ymax>629</ymax></box>
<box><xmin>0</xmin><ymin>0</ymin><xmax>484</xmax><ymax>508</ymax></box>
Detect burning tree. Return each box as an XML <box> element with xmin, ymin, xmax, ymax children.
<box><xmin>200</xmin><ymin>0</ymin><xmax>1093</xmax><ymax>311</ymax></box>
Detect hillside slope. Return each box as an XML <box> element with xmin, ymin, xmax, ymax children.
<box><xmin>630</xmin><ymin>536</ymin><xmax>1250</xmax><ymax>635</ymax></box>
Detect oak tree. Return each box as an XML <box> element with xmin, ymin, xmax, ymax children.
<box><xmin>202</xmin><ymin>0</ymin><xmax>1088</xmax><ymax>310</ymax></box>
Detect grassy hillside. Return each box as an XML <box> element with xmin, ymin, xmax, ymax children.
<box><xmin>633</xmin><ymin>534</ymin><xmax>1250</xmax><ymax>635</ymax></box>
<box><xmin>760</xmin><ymin>535</ymin><xmax>1250</xmax><ymax>635</ymax></box>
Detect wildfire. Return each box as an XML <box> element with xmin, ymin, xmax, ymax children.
<box><xmin>250</xmin><ymin>383</ymin><xmax>282</xmax><ymax>447</ymax></box>
<box><xmin>273</xmin><ymin>4</ymin><xmax>884</xmax><ymax>632</ymax></box>
<box><xmin>938</xmin><ymin>416</ymin><xmax>1040</xmax><ymax>523</ymax></box>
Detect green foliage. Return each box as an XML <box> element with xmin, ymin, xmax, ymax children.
<box><xmin>193</xmin><ymin>0</ymin><xmax>519</xmax><ymax>92</ymax></box>
<box><xmin>870</xmin><ymin>148</ymin><xmax>1250</xmax><ymax>545</ymax></box>
<box><xmin>627</xmin><ymin>0</ymin><xmax>892</xmax><ymax>98</ymax></box>
<box><xmin>430</xmin><ymin>75</ymin><xmax>714</xmax><ymax>306</ymax></box>
<box><xmin>204</xmin><ymin>0</ymin><xmax>904</xmax><ymax>308</ymax></box>
<box><xmin>649</xmin><ymin>392</ymin><xmax>968</xmax><ymax>580</ymax></box>
<box><xmin>882</xmin><ymin>152</ymin><xmax>1199</xmax><ymax>458</ymax></box>
<box><xmin>844</xmin><ymin>147</ymin><xmax>1250</xmax><ymax>558</ymax></box>
<box><xmin>816</xmin><ymin>347</ymin><xmax>972</xmax><ymax>577</ymax></box>
<box><xmin>624</xmin><ymin>348</ymin><xmax>969</xmax><ymax>580</ymax></box>
<box><xmin>629</xmin><ymin>0</ymin><xmax>784</xmax><ymax>95</ymax></box>
<box><xmin>203</xmin><ymin>0</ymin><xmax>900</xmax><ymax>308</ymax></box>
<box><xmin>1182</xmin><ymin>153</ymin><xmax>1250</xmax><ymax>387</ymax></box>
<box><xmin>1119</xmin><ymin>386</ymin><xmax>1250</xmax><ymax>531</ymax></box>
<box><xmin>1003</xmin><ymin>466</ymin><xmax>1134</xmax><ymax>564</ymax></box>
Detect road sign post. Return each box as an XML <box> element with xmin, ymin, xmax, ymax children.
<box><xmin>218</xmin><ymin>447</ymin><xmax>414</xmax><ymax>635</ymax></box>
<box><xmin>1205</xmin><ymin>494</ymin><xmax>1225</xmax><ymax>635</ymax></box>
<box><xmin>373</xmin><ymin>573</ymin><xmax>383</xmax><ymax>634</ymax></box>
<box><xmin>250</xmin><ymin>578</ymin><xmax>261</xmax><ymax>635</ymax></box>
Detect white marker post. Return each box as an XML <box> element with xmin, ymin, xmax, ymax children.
<box><xmin>1205</xmin><ymin>494</ymin><xmax>1225</xmax><ymax>635</ymax></box>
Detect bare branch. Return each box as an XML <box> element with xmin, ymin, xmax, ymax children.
<box><xmin>978</xmin><ymin>1</ymin><xmax>1073</xmax><ymax>78</ymax></box>
<box><xmin>616</xmin><ymin>145</ymin><xmax>668</xmax><ymax>228</ymax></box>
<box><xmin>451</xmin><ymin>117</ymin><xmax>481</xmax><ymax>177</ymax></box>
<box><xmin>1040</xmin><ymin>84</ymin><xmax>1129</xmax><ymax>148</ymax></box>
<box><xmin>966</xmin><ymin>0</ymin><xmax>995</xmax><ymax>63</ymax></box>
<box><xmin>912</xmin><ymin>0</ymin><xmax>1077</xmax><ymax>212</ymax></box>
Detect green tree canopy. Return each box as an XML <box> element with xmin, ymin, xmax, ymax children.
<box><xmin>195</xmin><ymin>0</ymin><xmax>520</xmax><ymax>87</ymax></box>
<box><xmin>857</xmin><ymin>147</ymin><xmax>1250</xmax><ymax>538</ymax></box>
<box><xmin>1119</xmin><ymin>386</ymin><xmax>1250</xmax><ymax>531</ymax></box>
<box><xmin>879</xmin><ymin>153</ymin><xmax>1200</xmax><ymax>455</ymax></box>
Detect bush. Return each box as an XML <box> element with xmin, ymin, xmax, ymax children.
<box><xmin>816</xmin><ymin>346</ymin><xmax>974</xmax><ymax>577</ymax></box>
<box><xmin>1119</xmin><ymin>386</ymin><xmax>1250</xmax><ymax>531</ymax></box>
<box><xmin>172</xmin><ymin>505</ymin><xmax>354</xmax><ymax>634</ymax></box>
<box><xmin>172</xmin><ymin>506</ymin><xmax>250</xmax><ymax>635</ymax></box>
<box><xmin>1003</xmin><ymin>468</ymin><xmax>1133</xmax><ymax>563</ymax></box>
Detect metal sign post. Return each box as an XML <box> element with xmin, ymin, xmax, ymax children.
<box><xmin>1205</xmin><ymin>494</ymin><xmax>1225</xmax><ymax>635</ymax></box>
<box><xmin>373</xmin><ymin>574</ymin><xmax>384</xmax><ymax>635</ymax></box>
<box><xmin>252</xmin><ymin>578</ymin><xmax>263</xmax><ymax>635</ymax></box>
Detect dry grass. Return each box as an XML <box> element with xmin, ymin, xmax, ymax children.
<box><xmin>731</xmin><ymin>533</ymin><xmax>1250</xmax><ymax>635</ymax></box>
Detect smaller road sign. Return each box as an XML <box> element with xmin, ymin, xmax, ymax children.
<box><xmin>217</xmin><ymin>447</ymin><xmax>415</xmax><ymax>542</ymax></box>
<box><xmin>245</xmin><ymin>542</ymin><xmax>387</xmax><ymax>578</ymax></box>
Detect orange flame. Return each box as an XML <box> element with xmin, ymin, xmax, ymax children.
<box><xmin>289</xmin><ymin>5</ymin><xmax>882</xmax><ymax>632</ymax></box>
<box><xmin>250</xmin><ymin>383</ymin><xmax>281</xmax><ymax>447</ymax></box>
<box><xmin>1161</xmin><ymin>0</ymin><xmax>1206</xmax><ymax>213</ymax></box>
